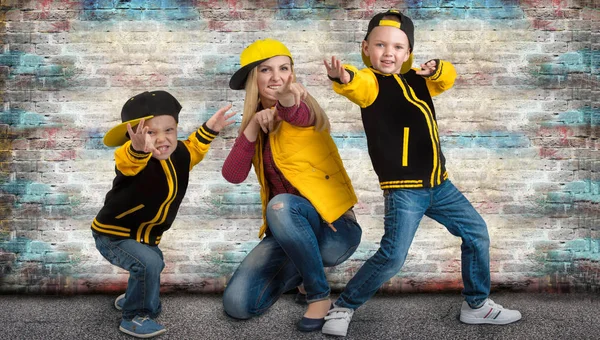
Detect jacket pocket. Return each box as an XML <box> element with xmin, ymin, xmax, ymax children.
<box><xmin>115</xmin><ymin>204</ymin><xmax>145</xmax><ymax>219</ymax></box>
<box><xmin>402</xmin><ymin>127</ymin><xmax>409</xmax><ymax>167</ymax></box>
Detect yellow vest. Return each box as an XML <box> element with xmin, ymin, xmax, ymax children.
<box><xmin>252</xmin><ymin>121</ymin><xmax>358</xmax><ymax>238</ymax></box>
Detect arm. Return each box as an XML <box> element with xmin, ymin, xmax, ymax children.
<box><xmin>415</xmin><ymin>59</ymin><xmax>457</xmax><ymax>96</ymax></box>
<box><xmin>182</xmin><ymin>123</ymin><xmax>219</xmax><ymax>170</ymax></box>
<box><xmin>276</xmin><ymin>101</ymin><xmax>313</xmax><ymax>127</ymax></box>
<box><xmin>324</xmin><ymin>56</ymin><xmax>378</xmax><ymax>108</ymax></box>
<box><xmin>114</xmin><ymin>141</ymin><xmax>152</xmax><ymax>176</ymax></box>
<box><xmin>221</xmin><ymin>133</ymin><xmax>256</xmax><ymax>184</ymax></box>
<box><xmin>184</xmin><ymin>104</ymin><xmax>236</xmax><ymax>170</ymax></box>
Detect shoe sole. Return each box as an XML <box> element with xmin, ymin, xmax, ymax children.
<box><xmin>460</xmin><ymin>315</ymin><xmax>522</xmax><ymax>325</ymax></box>
<box><xmin>322</xmin><ymin>325</ymin><xmax>348</xmax><ymax>337</ymax></box>
<box><xmin>114</xmin><ymin>293</ymin><xmax>125</xmax><ymax>310</ymax></box>
<box><xmin>119</xmin><ymin>326</ymin><xmax>166</xmax><ymax>338</ymax></box>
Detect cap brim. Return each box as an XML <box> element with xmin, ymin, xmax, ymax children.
<box><xmin>361</xmin><ymin>51</ymin><xmax>414</xmax><ymax>75</ymax></box>
<box><xmin>229</xmin><ymin>58</ymin><xmax>270</xmax><ymax>90</ymax></box>
<box><xmin>103</xmin><ymin>115</ymin><xmax>154</xmax><ymax>147</ymax></box>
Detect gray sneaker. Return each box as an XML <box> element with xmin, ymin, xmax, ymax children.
<box><xmin>322</xmin><ymin>305</ymin><xmax>354</xmax><ymax>337</ymax></box>
<box><xmin>460</xmin><ymin>298</ymin><xmax>522</xmax><ymax>325</ymax></box>
<box><xmin>115</xmin><ymin>293</ymin><xmax>126</xmax><ymax>310</ymax></box>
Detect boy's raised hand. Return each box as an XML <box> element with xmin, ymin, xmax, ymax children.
<box><xmin>416</xmin><ymin>59</ymin><xmax>437</xmax><ymax>77</ymax></box>
<box><xmin>324</xmin><ymin>56</ymin><xmax>351</xmax><ymax>84</ymax></box>
<box><xmin>206</xmin><ymin>103</ymin><xmax>237</xmax><ymax>132</ymax></box>
<box><xmin>127</xmin><ymin>119</ymin><xmax>161</xmax><ymax>155</ymax></box>
<box><xmin>274</xmin><ymin>76</ymin><xmax>307</xmax><ymax>107</ymax></box>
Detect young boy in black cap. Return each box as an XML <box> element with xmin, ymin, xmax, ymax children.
<box><xmin>322</xmin><ymin>10</ymin><xmax>521</xmax><ymax>336</ymax></box>
<box><xmin>92</xmin><ymin>90</ymin><xmax>235</xmax><ymax>338</ymax></box>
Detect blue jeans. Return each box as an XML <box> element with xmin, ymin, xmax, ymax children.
<box><xmin>223</xmin><ymin>194</ymin><xmax>362</xmax><ymax>319</ymax></box>
<box><xmin>93</xmin><ymin>232</ymin><xmax>165</xmax><ymax>320</ymax></box>
<box><xmin>336</xmin><ymin>180</ymin><xmax>490</xmax><ymax>310</ymax></box>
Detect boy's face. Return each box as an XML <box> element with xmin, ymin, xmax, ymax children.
<box><xmin>256</xmin><ymin>55</ymin><xmax>293</xmax><ymax>107</ymax></box>
<box><xmin>143</xmin><ymin>115</ymin><xmax>178</xmax><ymax>160</ymax></box>
<box><xmin>362</xmin><ymin>25</ymin><xmax>410</xmax><ymax>74</ymax></box>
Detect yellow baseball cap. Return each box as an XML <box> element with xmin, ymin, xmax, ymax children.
<box><xmin>229</xmin><ymin>38</ymin><xmax>293</xmax><ymax>90</ymax></box>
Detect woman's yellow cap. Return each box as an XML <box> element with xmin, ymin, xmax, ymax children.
<box><xmin>229</xmin><ymin>38</ymin><xmax>293</xmax><ymax>90</ymax></box>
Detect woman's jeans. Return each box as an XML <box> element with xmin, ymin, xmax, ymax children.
<box><xmin>335</xmin><ymin>180</ymin><xmax>491</xmax><ymax>310</ymax></box>
<box><xmin>223</xmin><ymin>194</ymin><xmax>363</xmax><ymax>319</ymax></box>
<box><xmin>93</xmin><ymin>232</ymin><xmax>165</xmax><ymax>320</ymax></box>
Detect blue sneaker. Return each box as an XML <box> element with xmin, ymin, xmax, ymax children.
<box><xmin>114</xmin><ymin>293</ymin><xmax>125</xmax><ymax>310</ymax></box>
<box><xmin>119</xmin><ymin>315</ymin><xmax>166</xmax><ymax>338</ymax></box>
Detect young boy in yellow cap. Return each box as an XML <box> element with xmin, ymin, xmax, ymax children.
<box><xmin>322</xmin><ymin>10</ymin><xmax>521</xmax><ymax>337</ymax></box>
<box><xmin>92</xmin><ymin>90</ymin><xmax>235</xmax><ymax>338</ymax></box>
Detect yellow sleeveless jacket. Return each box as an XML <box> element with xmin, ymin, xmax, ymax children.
<box><xmin>252</xmin><ymin>121</ymin><xmax>357</xmax><ymax>238</ymax></box>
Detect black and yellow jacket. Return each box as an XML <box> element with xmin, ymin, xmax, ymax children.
<box><xmin>332</xmin><ymin>60</ymin><xmax>456</xmax><ymax>189</ymax></box>
<box><xmin>91</xmin><ymin>123</ymin><xmax>218</xmax><ymax>245</ymax></box>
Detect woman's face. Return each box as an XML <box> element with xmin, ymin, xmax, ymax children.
<box><xmin>256</xmin><ymin>55</ymin><xmax>293</xmax><ymax>107</ymax></box>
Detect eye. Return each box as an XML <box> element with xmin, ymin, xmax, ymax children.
<box><xmin>147</xmin><ymin>130</ymin><xmax>155</xmax><ymax>135</ymax></box>
<box><xmin>259</xmin><ymin>67</ymin><xmax>270</xmax><ymax>73</ymax></box>
<box><xmin>281</xmin><ymin>66</ymin><xmax>289</xmax><ymax>71</ymax></box>
<box><xmin>166</xmin><ymin>128</ymin><xmax>175</xmax><ymax>133</ymax></box>
<box><xmin>376</xmin><ymin>43</ymin><xmax>384</xmax><ymax>47</ymax></box>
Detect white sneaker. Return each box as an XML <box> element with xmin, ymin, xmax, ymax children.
<box><xmin>460</xmin><ymin>298</ymin><xmax>522</xmax><ymax>325</ymax></box>
<box><xmin>322</xmin><ymin>305</ymin><xmax>354</xmax><ymax>337</ymax></box>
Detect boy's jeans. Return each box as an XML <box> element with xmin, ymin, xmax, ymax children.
<box><xmin>336</xmin><ymin>180</ymin><xmax>490</xmax><ymax>310</ymax></box>
<box><xmin>93</xmin><ymin>232</ymin><xmax>165</xmax><ymax>320</ymax></box>
<box><xmin>223</xmin><ymin>193</ymin><xmax>362</xmax><ymax>319</ymax></box>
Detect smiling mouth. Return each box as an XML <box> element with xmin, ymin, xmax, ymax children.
<box><xmin>267</xmin><ymin>85</ymin><xmax>281</xmax><ymax>90</ymax></box>
<box><xmin>381</xmin><ymin>60</ymin><xmax>395</xmax><ymax>65</ymax></box>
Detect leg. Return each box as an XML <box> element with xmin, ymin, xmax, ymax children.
<box><xmin>223</xmin><ymin>235</ymin><xmax>301</xmax><ymax>319</ymax></box>
<box><xmin>335</xmin><ymin>188</ymin><xmax>429</xmax><ymax>310</ymax></box>
<box><xmin>294</xmin><ymin>209</ymin><xmax>362</xmax><ymax>306</ymax></box>
<box><xmin>93</xmin><ymin>233</ymin><xmax>164</xmax><ymax>320</ymax></box>
<box><xmin>266</xmin><ymin>194</ymin><xmax>333</xmax><ymax>303</ymax></box>
<box><xmin>319</xmin><ymin>208</ymin><xmax>363</xmax><ymax>268</ymax></box>
<box><xmin>424</xmin><ymin>180</ymin><xmax>490</xmax><ymax>307</ymax></box>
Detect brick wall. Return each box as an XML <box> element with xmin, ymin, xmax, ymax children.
<box><xmin>0</xmin><ymin>0</ymin><xmax>598</xmax><ymax>294</ymax></box>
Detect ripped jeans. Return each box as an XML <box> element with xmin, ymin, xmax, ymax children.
<box><xmin>223</xmin><ymin>193</ymin><xmax>362</xmax><ymax>319</ymax></box>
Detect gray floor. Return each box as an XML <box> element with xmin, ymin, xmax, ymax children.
<box><xmin>0</xmin><ymin>292</ymin><xmax>598</xmax><ymax>339</ymax></box>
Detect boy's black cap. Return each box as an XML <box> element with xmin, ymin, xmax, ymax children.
<box><xmin>103</xmin><ymin>90</ymin><xmax>182</xmax><ymax>147</ymax></box>
<box><xmin>364</xmin><ymin>9</ymin><xmax>414</xmax><ymax>51</ymax></box>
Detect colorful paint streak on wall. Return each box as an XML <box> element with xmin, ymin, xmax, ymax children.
<box><xmin>529</xmin><ymin>41</ymin><xmax>599</xmax><ymax>291</ymax></box>
<box><xmin>0</xmin><ymin>37</ymin><xmax>83</xmax><ymax>291</ymax></box>
<box><xmin>1</xmin><ymin>0</ymin><xmax>597</xmax><ymax>294</ymax></box>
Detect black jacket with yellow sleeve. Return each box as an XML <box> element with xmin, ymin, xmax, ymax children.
<box><xmin>91</xmin><ymin>123</ymin><xmax>218</xmax><ymax>245</ymax></box>
<box><xmin>332</xmin><ymin>60</ymin><xmax>456</xmax><ymax>189</ymax></box>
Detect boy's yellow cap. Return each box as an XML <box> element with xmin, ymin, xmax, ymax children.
<box><xmin>229</xmin><ymin>38</ymin><xmax>293</xmax><ymax>90</ymax></box>
<box><xmin>362</xmin><ymin>9</ymin><xmax>415</xmax><ymax>74</ymax></box>
<box><xmin>103</xmin><ymin>91</ymin><xmax>182</xmax><ymax>147</ymax></box>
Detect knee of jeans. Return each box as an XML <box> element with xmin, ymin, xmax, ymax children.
<box><xmin>222</xmin><ymin>288</ymin><xmax>252</xmax><ymax>320</ymax></box>
<box><xmin>322</xmin><ymin>244</ymin><xmax>359</xmax><ymax>267</ymax></box>
<box><xmin>267</xmin><ymin>194</ymin><xmax>293</xmax><ymax>212</ymax></box>
<box><xmin>130</xmin><ymin>258</ymin><xmax>163</xmax><ymax>278</ymax></box>
<box><xmin>378</xmin><ymin>247</ymin><xmax>407</xmax><ymax>272</ymax></box>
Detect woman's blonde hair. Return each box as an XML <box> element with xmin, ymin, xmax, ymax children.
<box><xmin>237</xmin><ymin>65</ymin><xmax>330</xmax><ymax>135</ymax></box>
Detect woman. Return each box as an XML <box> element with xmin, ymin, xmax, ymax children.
<box><xmin>221</xmin><ymin>38</ymin><xmax>362</xmax><ymax>332</ymax></box>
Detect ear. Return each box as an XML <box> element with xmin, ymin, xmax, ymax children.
<box><xmin>362</xmin><ymin>40</ymin><xmax>369</xmax><ymax>57</ymax></box>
